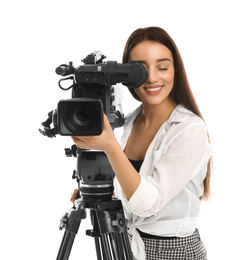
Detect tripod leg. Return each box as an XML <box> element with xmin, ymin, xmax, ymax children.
<box><xmin>57</xmin><ymin>201</ymin><xmax>86</xmax><ymax>260</ymax></box>
<box><xmin>58</xmin><ymin>231</ymin><xmax>68</xmax><ymax>255</ymax></box>
<box><xmin>57</xmin><ymin>231</ymin><xmax>76</xmax><ymax>260</ymax></box>
<box><xmin>101</xmin><ymin>234</ymin><xmax>113</xmax><ymax>260</ymax></box>
<box><xmin>94</xmin><ymin>237</ymin><xmax>102</xmax><ymax>260</ymax></box>
<box><xmin>92</xmin><ymin>200</ymin><xmax>133</xmax><ymax>260</ymax></box>
<box><xmin>121</xmin><ymin>231</ymin><xmax>133</xmax><ymax>260</ymax></box>
<box><xmin>108</xmin><ymin>233</ymin><xmax>122</xmax><ymax>259</ymax></box>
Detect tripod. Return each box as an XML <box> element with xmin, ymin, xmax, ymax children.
<box><xmin>56</xmin><ymin>147</ymin><xmax>133</xmax><ymax>260</ymax></box>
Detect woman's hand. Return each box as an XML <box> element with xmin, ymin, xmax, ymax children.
<box><xmin>70</xmin><ymin>189</ymin><xmax>80</xmax><ymax>204</ymax></box>
<box><xmin>71</xmin><ymin>114</ymin><xmax>117</xmax><ymax>153</ymax></box>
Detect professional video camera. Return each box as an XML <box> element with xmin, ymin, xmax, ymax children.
<box><xmin>39</xmin><ymin>51</ymin><xmax>147</xmax><ymax>137</ymax></box>
<box><xmin>39</xmin><ymin>51</ymin><xmax>147</xmax><ymax>260</ymax></box>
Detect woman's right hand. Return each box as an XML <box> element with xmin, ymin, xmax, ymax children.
<box><xmin>70</xmin><ymin>189</ymin><xmax>80</xmax><ymax>204</ymax></box>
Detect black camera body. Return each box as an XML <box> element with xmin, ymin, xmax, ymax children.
<box><xmin>40</xmin><ymin>51</ymin><xmax>147</xmax><ymax>137</ymax></box>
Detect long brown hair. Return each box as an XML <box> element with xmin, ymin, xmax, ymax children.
<box><xmin>122</xmin><ymin>26</ymin><xmax>212</xmax><ymax>201</ymax></box>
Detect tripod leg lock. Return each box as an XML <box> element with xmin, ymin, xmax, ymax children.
<box><xmin>111</xmin><ymin>213</ymin><xmax>128</xmax><ymax>233</ymax></box>
<box><xmin>95</xmin><ymin>200</ymin><xmax>129</xmax><ymax>235</ymax></box>
<box><xmin>59</xmin><ymin>201</ymin><xmax>87</xmax><ymax>235</ymax></box>
<box><xmin>59</xmin><ymin>213</ymin><xmax>69</xmax><ymax>230</ymax></box>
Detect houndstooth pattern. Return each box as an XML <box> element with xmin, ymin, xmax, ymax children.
<box><xmin>140</xmin><ymin>229</ymin><xmax>207</xmax><ymax>260</ymax></box>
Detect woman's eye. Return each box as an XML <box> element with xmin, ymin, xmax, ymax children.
<box><xmin>158</xmin><ymin>67</ymin><xmax>168</xmax><ymax>71</ymax></box>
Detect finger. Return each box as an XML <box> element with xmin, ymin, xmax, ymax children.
<box><xmin>72</xmin><ymin>136</ymin><xmax>82</xmax><ymax>142</ymax></box>
<box><xmin>70</xmin><ymin>193</ymin><xmax>75</xmax><ymax>203</ymax></box>
<box><xmin>72</xmin><ymin>136</ymin><xmax>87</xmax><ymax>149</ymax></box>
<box><xmin>70</xmin><ymin>189</ymin><xmax>80</xmax><ymax>203</ymax></box>
<box><xmin>104</xmin><ymin>113</ymin><xmax>109</xmax><ymax>124</ymax></box>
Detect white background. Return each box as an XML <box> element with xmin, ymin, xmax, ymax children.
<box><xmin>1</xmin><ymin>0</ymin><xmax>252</xmax><ymax>259</ymax></box>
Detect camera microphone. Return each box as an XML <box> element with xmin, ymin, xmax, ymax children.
<box><xmin>55</xmin><ymin>62</ymin><xmax>75</xmax><ymax>76</ymax></box>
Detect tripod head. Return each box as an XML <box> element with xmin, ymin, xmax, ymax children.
<box><xmin>65</xmin><ymin>145</ymin><xmax>114</xmax><ymax>209</ymax></box>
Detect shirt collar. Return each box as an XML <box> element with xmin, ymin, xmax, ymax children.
<box><xmin>169</xmin><ymin>104</ymin><xmax>195</xmax><ymax>123</ymax></box>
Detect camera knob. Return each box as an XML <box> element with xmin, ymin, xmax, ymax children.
<box><xmin>64</xmin><ymin>145</ymin><xmax>78</xmax><ymax>157</ymax></box>
<box><xmin>65</xmin><ymin>148</ymin><xmax>73</xmax><ymax>157</ymax></box>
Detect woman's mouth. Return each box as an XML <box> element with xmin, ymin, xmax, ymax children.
<box><xmin>144</xmin><ymin>85</ymin><xmax>163</xmax><ymax>95</ymax></box>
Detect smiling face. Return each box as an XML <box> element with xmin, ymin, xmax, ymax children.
<box><xmin>129</xmin><ymin>41</ymin><xmax>175</xmax><ymax>107</ymax></box>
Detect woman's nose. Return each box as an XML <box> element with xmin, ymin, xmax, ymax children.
<box><xmin>146</xmin><ymin>68</ymin><xmax>158</xmax><ymax>83</ymax></box>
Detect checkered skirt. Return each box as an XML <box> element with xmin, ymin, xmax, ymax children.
<box><xmin>140</xmin><ymin>229</ymin><xmax>207</xmax><ymax>260</ymax></box>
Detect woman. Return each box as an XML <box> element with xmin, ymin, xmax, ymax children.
<box><xmin>71</xmin><ymin>27</ymin><xmax>212</xmax><ymax>259</ymax></box>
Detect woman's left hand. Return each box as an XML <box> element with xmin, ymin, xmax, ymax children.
<box><xmin>71</xmin><ymin>113</ymin><xmax>117</xmax><ymax>153</ymax></box>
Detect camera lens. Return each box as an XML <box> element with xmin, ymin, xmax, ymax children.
<box><xmin>75</xmin><ymin>105</ymin><xmax>95</xmax><ymax>126</ymax></box>
<box><xmin>67</xmin><ymin>103</ymin><xmax>95</xmax><ymax>131</ymax></box>
<box><xmin>58</xmin><ymin>98</ymin><xmax>103</xmax><ymax>136</ymax></box>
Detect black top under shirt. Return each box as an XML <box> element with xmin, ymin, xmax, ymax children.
<box><xmin>128</xmin><ymin>158</ymin><xmax>177</xmax><ymax>240</ymax></box>
<box><xmin>128</xmin><ymin>158</ymin><xmax>143</xmax><ymax>173</ymax></box>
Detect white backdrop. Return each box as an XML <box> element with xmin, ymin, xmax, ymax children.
<box><xmin>1</xmin><ymin>1</ymin><xmax>252</xmax><ymax>259</ymax></box>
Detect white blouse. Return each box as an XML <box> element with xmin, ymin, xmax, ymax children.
<box><xmin>114</xmin><ymin>104</ymin><xmax>212</xmax><ymax>259</ymax></box>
